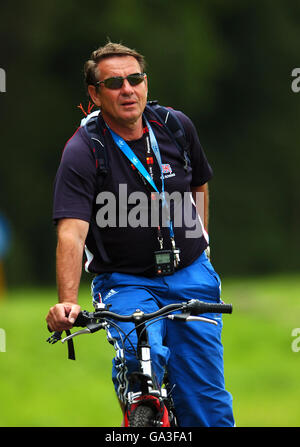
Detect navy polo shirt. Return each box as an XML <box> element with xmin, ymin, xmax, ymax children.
<box><xmin>53</xmin><ymin>108</ymin><xmax>213</xmax><ymax>276</ymax></box>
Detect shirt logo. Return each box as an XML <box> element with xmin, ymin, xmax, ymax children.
<box><xmin>103</xmin><ymin>289</ymin><xmax>118</xmax><ymax>301</ymax></box>
<box><xmin>162</xmin><ymin>164</ymin><xmax>172</xmax><ymax>174</ymax></box>
<box><xmin>162</xmin><ymin>164</ymin><xmax>175</xmax><ymax>179</ymax></box>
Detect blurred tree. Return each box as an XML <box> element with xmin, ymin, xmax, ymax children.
<box><xmin>0</xmin><ymin>0</ymin><xmax>299</xmax><ymax>285</ymax></box>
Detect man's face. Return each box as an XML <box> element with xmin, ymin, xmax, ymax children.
<box><xmin>90</xmin><ymin>55</ymin><xmax>148</xmax><ymax>130</ymax></box>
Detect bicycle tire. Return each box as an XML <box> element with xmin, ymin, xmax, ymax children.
<box><xmin>129</xmin><ymin>404</ymin><xmax>157</xmax><ymax>427</ymax></box>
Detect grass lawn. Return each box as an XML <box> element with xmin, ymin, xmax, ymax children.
<box><xmin>0</xmin><ymin>273</ymin><xmax>300</xmax><ymax>427</ymax></box>
<box><xmin>221</xmin><ymin>274</ymin><xmax>300</xmax><ymax>427</ymax></box>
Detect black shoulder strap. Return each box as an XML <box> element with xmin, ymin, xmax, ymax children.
<box><xmin>83</xmin><ymin>113</ymin><xmax>109</xmax><ymax>186</ymax></box>
<box><xmin>145</xmin><ymin>101</ymin><xmax>191</xmax><ymax>172</ymax></box>
<box><xmin>80</xmin><ymin>114</ymin><xmax>113</xmax><ymax>266</ymax></box>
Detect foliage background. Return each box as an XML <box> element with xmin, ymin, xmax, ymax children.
<box><xmin>0</xmin><ymin>0</ymin><xmax>300</xmax><ymax>427</ymax></box>
<box><xmin>1</xmin><ymin>0</ymin><xmax>300</xmax><ymax>284</ymax></box>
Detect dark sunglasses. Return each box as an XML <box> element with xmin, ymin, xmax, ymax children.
<box><xmin>96</xmin><ymin>72</ymin><xmax>146</xmax><ymax>90</ymax></box>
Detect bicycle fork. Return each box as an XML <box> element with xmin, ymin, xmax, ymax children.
<box><xmin>124</xmin><ymin>310</ymin><xmax>173</xmax><ymax>427</ymax></box>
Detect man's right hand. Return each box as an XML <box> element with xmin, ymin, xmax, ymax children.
<box><xmin>46</xmin><ymin>302</ymin><xmax>81</xmax><ymax>332</ymax></box>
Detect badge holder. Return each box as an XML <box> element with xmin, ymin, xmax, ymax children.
<box><xmin>154</xmin><ymin>233</ymin><xmax>180</xmax><ymax>276</ymax></box>
<box><xmin>154</xmin><ymin>249</ymin><xmax>174</xmax><ymax>276</ymax></box>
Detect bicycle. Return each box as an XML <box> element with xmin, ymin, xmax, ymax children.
<box><xmin>47</xmin><ymin>298</ymin><xmax>232</xmax><ymax>427</ymax></box>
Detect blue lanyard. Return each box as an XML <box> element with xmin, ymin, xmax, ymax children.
<box><xmin>107</xmin><ymin>119</ymin><xmax>174</xmax><ymax>238</ymax></box>
<box><xmin>107</xmin><ymin>119</ymin><xmax>161</xmax><ymax>192</ymax></box>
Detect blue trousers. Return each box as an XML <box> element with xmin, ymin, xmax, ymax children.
<box><xmin>92</xmin><ymin>252</ymin><xmax>234</xmax><ymax>427</ymax></box>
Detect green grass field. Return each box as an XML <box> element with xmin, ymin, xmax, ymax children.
<box><xmin>0</xmin><ymin>274</ymin><xmax>300</xmax><ymax>427</ymax></box>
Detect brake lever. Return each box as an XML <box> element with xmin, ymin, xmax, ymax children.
<box><xmin>167</xmin><ymin>314</ymin><xmax>218</xmax><ymax>325</ymax></box>
<box><xmin>61</xmin><ymin>321</ymin><xmax>107</xmax><ymax>343</ymax></box>
<box><xmin>61</xmin><ymin>328</ymin><xmax>91</xmax><ymax>343</ymax></box>
<box><xmin>185</xmin><ymin>316</ymin><xmax>218</xmax><ymax>325</ymax></box>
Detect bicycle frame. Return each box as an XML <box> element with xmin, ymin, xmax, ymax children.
<box><xmin>122</xmin><ymin>310</ymin><xmax>173</xmax><ymax>427</ymax></box>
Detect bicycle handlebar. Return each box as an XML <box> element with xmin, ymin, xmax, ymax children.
<box><xmin>73</xmin><ymin>299</ymin><xmax>232</xmax><ymax>327</ymax></box>
<box><xmin>46</xmin><ymin>299</ymin><xmax>232</xmax><ymax>359</ymax></box>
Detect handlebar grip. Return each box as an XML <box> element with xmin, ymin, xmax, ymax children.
<box><xmin>73</xmin><ymin>311</ymin><xmax>90</xmax><ymax>327</ymax></box>
<box><xmin>188</xmin><ymin>300</ymin><xmax>233</xmax><ymax>315</ymax></box>
<box><xmin>208</xmin><ymin>303</ymin><xmax>232</xmax><ymax>314</ymax></box>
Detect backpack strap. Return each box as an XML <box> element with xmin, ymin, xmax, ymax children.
<box><xmin>80</xmin><ymin>112</ymin><xmax>113</xmax><ymax>266</ymax></box>
<box><xmin>81</xmin><ymin>111</ymin><xmax>109</xmax><ymax>187</ymax></box>
<box><xmin>145</xmin><ymin>101</ymin><xmax>191</xmax><ymax>172</ymax></box>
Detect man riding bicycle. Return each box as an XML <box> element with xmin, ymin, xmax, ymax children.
<box><xmin>46</xmin><ymin>41</ymin><xmax>234</xmax><ymax>427</ymax></box>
